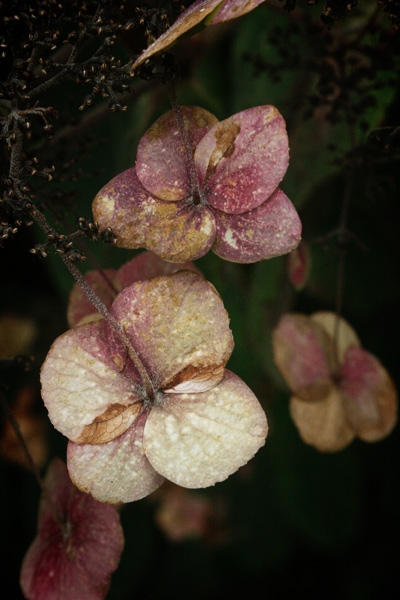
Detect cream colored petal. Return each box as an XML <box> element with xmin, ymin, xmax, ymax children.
<box><xmin>290</xmin><ymin>390</ymin><xmax>355</xmax><ymax>453</ymax></box>
<box><xmin>143</xmin><ymin>370</ymin><xmax>268</xmax><ymax>488</ymax></box>
<box><xmin>111</xmin><ymin>271</ymin><xmax>233</xmax><ymax>391</ymax></box>
<box><xmin>67</xmin><ymin>416</ymin><xmax>164</xmax><ymax>504</ymax></box>
<box><xmin>41</xmin><ymin>322</ymin><xmax>140</xmax><ymax>443</ymax></box>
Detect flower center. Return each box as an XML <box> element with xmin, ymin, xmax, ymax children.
<box><xmin>186</xmin><ymin>186</ymin><xmax>207</xmax><ymax>207</ymax></box>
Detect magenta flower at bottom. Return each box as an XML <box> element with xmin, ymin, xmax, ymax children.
<box><xmin>20</xmin><ymin>459</ymin><xmax>123</xmax><ymax>600</ymax></box>
<box><xmin>93</xmin><ymin>105</ymin><xmax>301</xmax><ymax>263</ymax></box>
<box><xmin>41</xmin><ymin>271</ymin><xmax>268</xmax><ymax>503</ymax></box>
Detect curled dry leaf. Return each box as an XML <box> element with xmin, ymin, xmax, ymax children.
<box><xmin>273</xmin><ymin>311</ymin><xmax>397</xmax><ymax>452</ymax></box>
<box><xmin>41</xmin><ymin>271</ymin><xmax>268</xmax><ymax>503</ymax></box>
<box><xmin>20</xmin><ymin>458</ymin><xmax>124</xmax><ymax>600</ymax></box>
<box><xmin>67</xmin><ymin>250</ymin><xmax>198</xmax><ymax>328</ymax></box>
<box><xmin>93</xmin><ymin>105</ymin><xmax>301</xmax><ymax>263</ymax></box>
<box><xmin>131</xmin><ymin>1</ymin><xmax>266</xmax><ymax>72</ymax></box>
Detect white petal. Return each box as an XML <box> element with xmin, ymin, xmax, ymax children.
<box><xmin>143</xmin><ymin>370</ymin><xmax>268</xmax><ymax>488</ymax></box>
<box><xmin>67</xmin><ymin>415</ymin><xmax>164</xmax><ymax>503</ymax></box>
<box><xmin>290</xmin><ymin>390</ymin><xmax>355</xmax><ymax>452</ymax></box>
<box><xmin>41</xmin><ymin>322</ymin><xmax>139</xmax><ymax>442</ymax></box>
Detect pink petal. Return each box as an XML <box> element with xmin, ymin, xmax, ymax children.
<box><xmin>136</xmin><ymin>107</ymin><xmax>218</xmax><ymax>202</ymax></box>
<box><xmin>41</xmin><ymin>321</ymin><xmax>142</xmax><ymax>444</ymax></box>
<box><xmin>67</xmin><ymin>268</ymin><xmax>118</xmax><ymax>328</ymax></box>
<box><xmin>195</xmin><ymin>106</ymin><xmax>289</xmax><ymax>214</ymax></box>
<box><xmin>67</xmin><ymin>252</ymin><xmax>199</xmax><ymax>329</ymax></box>
<box><xmin>131</xmin><ymin>1</ymin><xmax>224</xmax><ymax>71</ymax></box>
<box><xmin>110</xmin><ymin>271</ymin><xmax>234</xmax><ymax>390</ymax></box>
<box><xmin>310</xmin><ymin>312</ymin><xmax>361</xmax><ymax>364</ymax></box>
<box><xmin>92</xmin><ymin>168</ymin><xmax>216</xmax><ymax>261</ymax></box>
<box><xmin>92</xmin><ymin>168</ymin><xmax>159</xmax><ymax>250</ymax></box>
<box><xmin>340</xmin><ymin>346</ymin><xmax>398</xmax><ymax>442</ymax></box>
<box><xmin>20</xmin><ymin>458</ymin><xmax>124</xmax><ymax>600</ymax></box>
<box><xmin>212</xmin><ymin>188</ymin><xmax>301</xmax><ymax>263</ymax></box>
<box><xmin>115</xmin><ymin>251</ymin><xmax>199</xmax><ymax>290</ymax></box>
<box><xmin>273</xmin><ymin>313</ymin><xmax>338</xmax><ymax>402</ymax></box>
<box><xmin>290</xmin><ymin>390</ymin><xmax>355</xmax><ymax>452</ymax></box>
<box><xmin>67</xmin><ymin>414</ymin><xmax>164</xmax><ymax>503</ymax></box>
<box><xmin>143</xmin><ymin>370</ymin><xmax>268</xmax><ymax>488</ymax></box>
<box><xmin>209</xmin><ymin>0</ymin><xmax>266</xmax><ymax>23</ymax></box>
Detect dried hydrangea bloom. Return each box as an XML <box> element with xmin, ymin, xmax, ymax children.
<box><xmin>93</xmin><ymin>105</ymin><xmax>301</xmax><ymax>263</ymax></box>
<box><xmin>132</xmin><ymin>1</ymin><xmax>266</xmax><ymax>72</ymax></box>
<box><xmin>273</xmin><ymin>311</ymin><xmax>398</xmax><ymax>452</ymax></box>
<box><xmin>67</xmin><ymin>251</ymin><xmax>198</xmax><ymax>328</ymax></box>
<box><xmin>41</xmin><ymin>271</ymin><xmax>268</xmax><ymax>503</ymax></box>
<box><xmin>20</xmin><ymin>458</ymin><xmax>124</xmax><ymax>600</ymax></box>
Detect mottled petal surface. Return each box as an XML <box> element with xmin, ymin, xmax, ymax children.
<box><xmin>67</xmin><ymin>415</ymin><xmax>164</xmax><ymax>504</ymax></box>
<box><xmin>20</xmin><ymin>459</ymin><xmax>124</xmax><ymax>600</ymax></box>
<box><xmin>273</xmin><ymin>313</ymin><xmax>337</xmax><ymax>402</ymax></box>
<box><xmin>212</xmin><ymin>188</ymin><xmax>301</xmax><ymax>263</ymax></box>
<box><xmin>195</xmin><ymin>106</ymin><xmax>289</xmax><ymax>214</ymax></box>
<box><xmin>92</xmin><ymin>168</ymin><xmax>216</xmax><ymax>260</ymax></box>
<box><xmin>68</xmin><ymin>253</ymin><xmax>198</xmax><ymax>329</ymax></box>
<box><xmin>144</xmin><ymin>203</ymin><xmax>216</xmax><ymax>263</ymax></box>
<box><xmin>136</xmin><ymin>107</ymin><xmax>218</xmax><ymax>201</ymax></box>
<box><xmin>111</xmin><ymin>271</ymin><xmax>233</xmax><ymax>390</ymax></box>
<box><xmin>290</xmin><ymin>390</ymin><xmax>355</xmax><ymax>452</ymax></box>
<box><xmin>93</xmin><ymin>168</ymin><xmax>160</xmax><ymax>250</ymax></box>
<box><xmin>340</xmin><ymin>346</ymin><xmax>397</xmax><ymax>442</ymax></box>
<box><xmin>311</xmin><ymin>311</ymin><xmax>361</xmax><ymax>364</ymax></box>
<box><xmin>67</xmin><ymin>268</ymin><xmax>119</xmax><ymax>328</ymax></box>
<box><xmin>41</xmin><ymin>321</ymin><xmax>141</xmax><ymax>443</ymax></box>
<box><xmin>143</xmin><ymin>370</ymin><xmax>268</xmax><ymax>487</ymax></box>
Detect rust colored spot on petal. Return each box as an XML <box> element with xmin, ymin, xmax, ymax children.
<box><xmin>162</xmin><ymin>363</ymin><xmax>225</xmax><ymax>394</ymax></box>
<box><xmin>205</xmin><ymin>122</ymin><xmax>241</xmax><ymax>180</ymax></box>
<box><xmin>76</xmin><ymin>402</ymin><xmax>142</xmax><ymax>444</ymax></box>
<box><xmin>113</xmin><ymin>355</ymin><xmax>124</xmax><ymax>371</ymax></box>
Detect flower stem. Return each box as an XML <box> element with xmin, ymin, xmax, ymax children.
<box><xmin>31</xmin><ymin>207</ymin><xmax>156</xmax><ymax>400</ymax></box>
<box><xmin>0</xmin><ymin>388</ymin><xmax>43</xmax><ymax>487</ymax></box>
<box><xmin>334</xmin><ymin>127</ymin><xmax>356</xmax><ymax>353</ymax></box>
<box><xmin>0</xmin><ymin>388</ymin><xmax>68</xmax><ymax>532</ymax></box>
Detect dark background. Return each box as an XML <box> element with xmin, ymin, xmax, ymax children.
<box><xmin>1</xmin><ymin>2</ymin><xmax>399</xmax><ymax>598</ymax></box>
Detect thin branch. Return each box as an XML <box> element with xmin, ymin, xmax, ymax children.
<box><xmin>31</xmin><ymin>207</ymin><xmax>156</xmax><ymax>400</ymax></box>
<box><xmin>0</xmin><ymin>388</ymin><xmax>43</xmax><ymax>488</ymax></box>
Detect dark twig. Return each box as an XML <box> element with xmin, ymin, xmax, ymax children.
<box><xmin>30</xmin><ymin>207</ymin><xmax>156</xmax><ymax>401</ymax></box>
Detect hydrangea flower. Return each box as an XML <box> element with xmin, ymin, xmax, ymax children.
<box><xmin>67</xmin><ymin>250</ymin><xmax>198</xmax><ymax>328</ymax></box>
<box><xmin>93</xmin><ymin>105</ymin><xmax>301</xmax><ymax>263</ymax></box>
<box><xmin>20</xmin><ymin>458</ymin><xmax>124</xmax><ymax>600</ymax></box>
<box><xmin>273</xmin><ymin>312</ymin><xmax>398</xmax><ymax>452</ymax></box>
<box><xmin>41</xmin><ymin>271</ymin><xmax>268</xmax><ymax>503</ymax></box>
